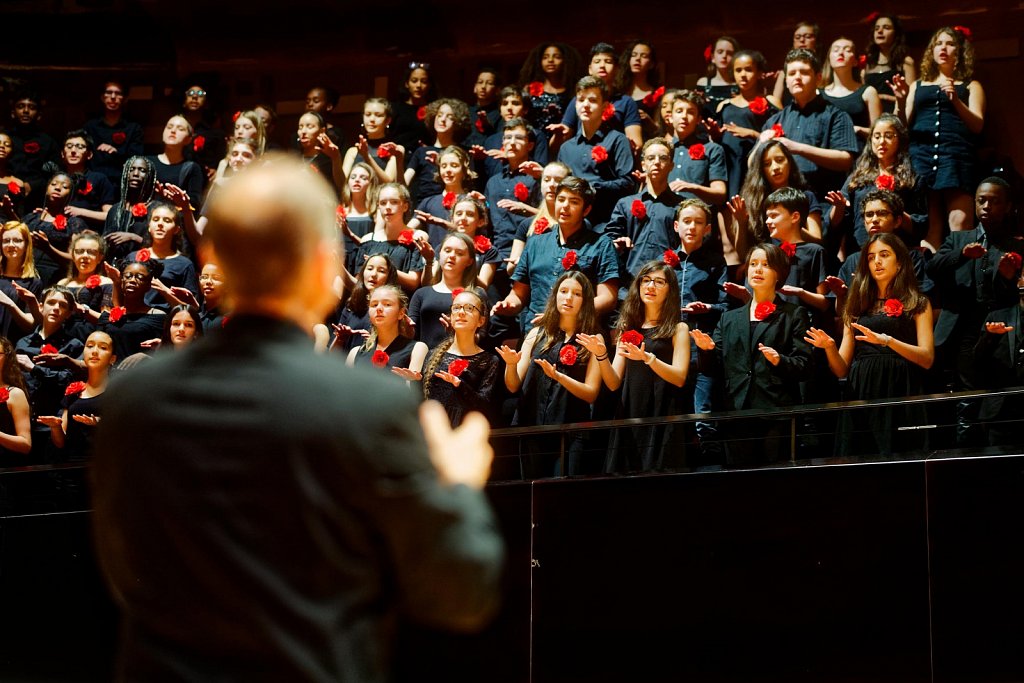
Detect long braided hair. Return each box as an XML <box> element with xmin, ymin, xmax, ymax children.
<box><xmin>421</xmin><ymin>287</ymin><xmax>488</xmax><ymax>399</ymax></box>
<box><xmin>109</xmin><ymin>156</ymin><xmax>155</xmax><ymax>234</ymax></box>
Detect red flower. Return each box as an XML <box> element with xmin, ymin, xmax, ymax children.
<box><xmin>130</xmin><ymin>202</ymin><xmax>147</xmax><ymax>217</ymax></box>
<box><xmin>771</xmin><ymin>123</ymin><xmax>785</xmax><ymax>138</ymax></box>
<box><xmin>221</xmin><ymin>315</ymin><xmax>230</xmax><ymax>328</ymax></box>
<box><xmin>451</xmin><ymin>287</ymin><xmax>464</xmax><ymax>298</ymax></box>
<box><xmin>397</xmin><ymin>230</ymin><xmax>414</xmax><ymax>245</ymax></box>
<box><xmin>642</xmin><ymin>86</ymin><xmax>665</xmax><ymax>109</ymax></box>
<box><xmin>442</xmin><ymin>191</ymin><xmax>456</xmax><ymax>210</ymax></box>
<box><xmin>703</xmin><ymin>44</ymin><xmax>713</xmax><ymax>62</ymax></box>
<box><xmin>232</xmin><ymin>110</ymin><xmax>241</xmax><ymax>123</ymax></box>
<box><xmin>528</xmin><ymin>81</ymin><xmax>545</xmax><ymax>98</ymax></box>
<box><xmin>857</xmin><ymin>55</ymin><xmax>867</xmax><ymax>69</ymax></box>
<box><xmin>883</xmin><ymin>298</ymin><xmax>904</xmax><ymax>317</ymax></box>
<box><xmin>689</xmin><ymin>144</ymin><xmax>706</xmax><ymax>161</ymax></box>
<box><xmin>336</xmin><ymin>204</ymin><xmax>347</xmax><ymax>219</ymax></box>
<box><xmin>192</xmin><ymin>135</ymin><xmax>205</xmax><ymax>152</ymax></box>
<box><xmin>1005</xmin><ymin>252</ymin><xmax>1023</xmax><ymax>270</ymax></box>
<box><xmin>753</xmin><ymin>300</ymin><xmax>776</xmax><ymax>321</ymax></box>
<box><xmin>475</xmin><ymin>114</ymin><xmax>486</xmax><ymax>134</ymax></box>
<box><xmin>954</xmin><ymin>25</ymin><xmax>973</xmax><ymax>42</ymax></box>
<box><xmin>23</xmin><ymin>141</ymin><xmax>40</xmax><ymax>154</ymax></box>
<box><xmin>559</xmin><ymin>345</ymin><xmax>578</xmax><ymax>366</ymax></box>
<box><xmin>663</xmin><ymin>250</ymin><xmax>680</xmax><ymax>268</ymax></box>
<box><xmin>65</xmin><ymin>381</ymin><xmax>86</xmax><ymax>396</ymax></box>
<box><xmin>85</xmin><ymin>275</ymin><xmax>101</xmax><ymax>289</ymax></box>
<box><xmin>631</xmin><ymin>199</ymin><xmax>647</xmax><ymax>220</ymax></box>
<box><xmin>866</xmin><ymin>11</ymin><xmax>881</xmax><ymax>23</ymax></box>
<box><xmin>6</xmin><ymin>180</ymin><xmax>21</xmax><ymax>195</ymax></box>
<box><xmin>601</xmin><ymin>102</ymin><xmax>615</xmax><ymax>122</ymax></box>
<box><xmin>111</xmin><ymin>131</ymin><xmax>126</xmax><ymax>145</ymax></box>
<box><xmin>473</xmin><ymin>235</ymin><xmax>491</xmax><ymax>253</ymax></box>
<box><xmin>416</xmin><ymin>106</ymin><xmax>427</xmax><ymax>121</ymax></box>
<box><xmin>371</xmin><ymin>349</ymin><xmax>389</xmax><ymax>368</ymax></box>
<box><xmin>40</xmin><ymin>344</ymin><xmax>58</xmax><ymax>355</ymax></box>
<box><xmin>514</xmin><ymin>182</ymin><xmax>529</xmax><ymax>201</ymax></box>
<box><xmin>748</xmin><ymin>97</ymin><xmax>769</xmax><ymax>115</ymax></box>
<box><xmin>875</xmin><ymin>174</ymin><xmax>896</xmax><ymax>191</ymax></box>
<box><xmin>377</xmin><ymin>145</ymin><xmax>391</xmax><ymax>159</ymax></box>
<box><xmin>779</xmin><ymin>240</ymin><xmax>797</xmax><ymax>258</ymax></box>
<box><xmin>620</xmin><ymin>329</ymin><xmax>644</xmax><ymax>347</ymax></box>
<box><xmin>136</xmin><ymin>249</ymin><xmax>151</xmax><ymax>262</ymax></box>
<box><xmin>448</xmin><ymin>358</ymin><xmax>469</xmax><ymax>377</ymax></box>
<box><xmin>561</xmin><ymin>250</ymin><xmax>578</xmax><ymax>270</ymax></box>
<box><xmin>0</xmin><ymin>387</ymin><xmax>9</xmax><ymax>403</ymax></box>
<box><xmin>78</xmin><ymin>180</ymin><xmax>93</xmax><ymax>196</ymax></box>
<box><xmin>53</xmin><ymin>214</ymin><xmax>67</xmax><ymax>231</ymax></box>
<box><xmin>534</xmin><ymin>217</ymin><xmax>549</xmax><ymax>234</ymax></box>
<box><xmin>108</xmin><ymin>306</ymin><xmax>126</xmax><ymax>323</ymax></box>
<box><xmin>591</xmin><ymin>146</ymin><xmax>608</xmax><ymax>163</ymax></box>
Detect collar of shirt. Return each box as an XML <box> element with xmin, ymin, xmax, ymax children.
<box><xmin>557</xmin><ymin>222</ymin><xmax>594</xmax><ymax>247</ymax></box>
<box><xmin>575</xmin><ymin>126</ymin><xmax>608</xmax><ymax>145</ymax></box>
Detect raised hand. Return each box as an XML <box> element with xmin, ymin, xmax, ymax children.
<box><xmin>823</xmin><ymin>275</ymin><xmax>847</xmax><ymax>296</ymax></box>
<box><xmin>961</xmin><ymin>242</ymin><xmax>987</xmax><ymax>259</ymax></box>
<box><xmin>534</xmin><ymin>358</ymin><xmax>560</xmax><ymax>379</ymax></box>
<box><xmin>723</xmin><ymin>281</ymin><xmax>751</xmax><ymax>303</ymax></box>
<box><xmin>496</xmin><ymin>344</ymin><xmax>521</xmax><ymax>365</ymax></box>
<box><xmin>757</xmin><ymin>343</ymin><xmax>780</xmax><ymax>365</ymax></box>
<box><xmin>803</xmin><ymin>326</ymin><xmax>836</xmax><ymax>349</ymax></box>
<box><xmin>576</xmin><ymin>332</ymin><xmax>607</xmax><ymax>357</ymax></box>
<box><xmin>689</xmin><ymin>328</ymin><xmax>715</xmax><ymax>351</ymax></box>
<box><xmin>985</xmin><ymin>322</ymin><xmax>1014</xmax><ymax>335</ymax></box>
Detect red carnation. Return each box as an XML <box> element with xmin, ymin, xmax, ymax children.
<box><xmin>371</xmin><ymin>349</ymin><xmax>389</xmax><ymax>368</ymax></box>
<box><xmin>866</xmin><ymin>11</ymin><xmax>881</xmax><ymax>23</ymax></box>
<box><xmin>591</xmin><ymin>146</ymin><xmax>608</xmax><ymax>163</ymax></box>
<box><xmin>442</xmin><ymin>191</ymin><xmax>456</xmax><ymax>210</ymax></box>
<box><xmin>397</xmin><ymin>230</ymin><xmax>414</xmax><ymax>246</ymax></box>
<box><xmin>475</xmin><ymin>116</ymin><xmax>486</xmax><ymax>134</ymax></box>
<box><xmin>108</xmin><ymin>306</ymin><xmax>126</xmax><ymax>323</ymax></box>
<box><xmin>0</xmin><ymin>387</ymin><xmax>10</xmax><ymax>403</ymax></box>
<box><xmin>448</xmin><ymin>358</ymin><xmax>469</xmax><ymax>377</ymax></box>
<box><xmin>875</xmin><ymin>174</ymin><xmax>896</xmax><ymax>191</ymax></box>
<box><xmin>40</xmin><ymin>344</ymin><xmax>58</xmax><ymax>355</ymax></box>
<box><xmin>111</xmin><ymin>131</ymin><xmax>126</xmax><ymax>145</ymax></box>
<box><xmin>559</xmin><ymin>345</ymin><xmax>578</xmax><ymax>366</ymax></box>
<box><xmin>336</xmin><ymin>204</ymin><xmax>347</xmax><ymax>219</ymax></box>
<box><xmin>663</xmin><ymin>250</ymin><xmax>680</xmax><ymax>268</ymax></box>
<box><xmin>514</xmin><ymin>182</ymin><xmax>529</xmax><ymax>201</ymax></box>
<box><xmin>954</xmin><ymin>25</ymin><xmax>972</xmax><ymax>42</ymax></box>
<box><xmin>221</xmin><ymin>315</ymin><xmax>230</xmax><ymax>328</ymax></box>
<box><xmin>642</xmin><ymin>86</ymin><xmax>665</xmax><ymax>109</ymax></box>
<box><xmin>136</xmin><ymin>249</ymin><xmax>151</xmax><ymax>262</ymax></box>
<box><xmin>753</xmin><ymin>300</ymin><xmax>776</xmax><ymax>321</ymax></box>
<box><xmin>631</xmin><ymin>199</ymin><xmax>647</xmax><ymax>220</ymax></box>
<box><xmin>65</xmin><ymin>381</ymin><xmax>86</xmax><ymax>396</ymax></box>
<box><xmin>232</xmin><ymin>110</ymin><xmax>241</xmax><ymax>123</ymax></box>
<box><xmin>620</xmin><ymin>329</ymin><xmax>644</xmax><ymax>347</ymax></box>
<box><xmin>601</xmin><ymin>102</ymin><xmax>615</xmax><ymax>122</ymax></box>
<box><xmin>703</xmin><ymin>44</ymin><xmax>713</xmax><ymax>62</ymax></box>
<box><xmin>779</xmin><ymin>240</ymin><xmax>797</xmax><ymax>258</ymax></box>
<box><xmin>528</xmin><ymin>81</ymin><xmax>545</xmax><ymax>98</ymax></box>
<box><xmin>416</xmin><ymin>106</ymin><xmax>427</xmax><ymax>121</ymax></box>
<box><xmin>883</xmin><ymin>298</ymin><xmax>904</xmax><ymax>317</ymax></box>
<box><xmin>6</xmin><ymin>180</ymin><xmax>20</xmax><ymax>195</ymax></box>
<box><xmin>85</xmin><ymin>275</ymin><xmax>101</xmax><ymax>289</ymax></box>
<box><xmin>451</xmin><ymin>287</ymin><xmax>464</xmax><ymax>298</ymax></box>
<box><xmin>748</xmin><ymin>97</ymin><xmax>769</xmax><ymax>115</ymax></box>
<box><xmin>377</xmin><ymin>145</ymin><xmax>391</xmax><ymax>159</ymax></box>
<box><xmin>1005</xmin><ymin>252</ymin><xmax>1023</xmax><ymax>269</ymax></box>
<box><xmin>473</xmin><ymin>235</ymin><xmax>491</xmax><ymax>253</ymax></box>
<box><xmin>561</xmin><ymin>250</ymin><xmax>578</xmax><ymax>270</ymax></box>
<box><xmin>131</xmin><ymin>202</ymin><xmax>147</xmax><ymax>217</ymax></box>
<box><xmin>78</xmin><ymin>180</ymin><xmax>93</xmax><ymax>196</ymax></box>
<box><xmin>23</xmin><ymin>141</ymin><xmax>40</xmax><ymax>154</ymax></box>
<box><xmin>689</xmin><ymin>144</ymin><xmax>706</xmax><ymax>161</ymax></box>
<box><xmin>772</xmin><ymin>123</ymin><xmax>785</xmax><ymax>138</ymax></box>
<box><xmin>857</xmin><ymin>55</ymin><xmax>867</xmax><ymax>69</ymax></box>
<box><xmin>192</xmin><ymin>135</ymin><xmax>205</xmax><ymax>152</ymax></box>
<box><xmin>53</xmin><ymin>214</ymin><xmax>67</xmax><ymax>231</ymax></box>
<box><xmin>534</xmin><ymin>217</ymin><xmax>550</xmax><ymax>234</ymax></box>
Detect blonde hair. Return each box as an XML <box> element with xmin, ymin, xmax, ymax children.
<box><xmin>0</xmin><ymin>221</ymin><xmax>37</xmax><ymax>279</ymax></box>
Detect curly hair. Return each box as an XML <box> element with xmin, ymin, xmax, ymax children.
<box><xmin>425</xmin><ymin>98</ymin><xmax>472</xmax><ymax>143</ymax></box>
<box><xmin>843</xmin><ymin>232</ymin><xmax>927</xmax><ymax>326</ymax></box>
<box><xmin>0</xmin><ymin>336</ymin><xmax>28</xmax><ymax>394</ymax></box>
<box><xmin>616</xmin><ymin>260</ymin><xmax>681</xmax><ymax>341</ymax></box>
<box><xmin>518</xmin><ymin>42</ymin><xmax>584</xmax><ymax>88</ymax></box>
<box><xmin>433</xmin><ymin>145</ymin><xmax>477</xmax><ymax>188</ymax></box>
<box><xmin>920</xmin><ymin>27</ymin><xmax>975</xmax><ymax>81</ymax></box>
<box><xmin>847</xmin><ymin>114</ymin><xmax>916</xmax><ymax>191</ymax></box>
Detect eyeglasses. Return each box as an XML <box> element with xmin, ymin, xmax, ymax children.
<box><xmin>451</xmin><ymin>303</ymin><xmax>480</xmax><ymax>314</ymax></box>
<box><xmin>863</xmin><ymin>210</ymin><xmax>893</xmax><ymax>219</ymax></box>
<box><xmin>185</xmin><ymin>89</ymin><xmax>206</xmax><ymax>97</ymax></box>
<box><xmin>640</xmin><ymin>276</ymin><xmax>669</xmax><ymax>288</ymax></box>
<box><xmin>64</xmin><ymin>143</ymin><xmax>88</xmax><ymax>151</ymax></box>
<box><xmin>871</xmin><ymin>132</ymin><xmax>898</xmax><ymax>141</ymax></box>
<box><xmin>408</xmin><ymin>62</ymin><xmax>430</xmax><ymax>70</ymax></box>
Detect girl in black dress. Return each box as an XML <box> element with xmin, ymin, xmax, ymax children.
<box><xmin>805</xmin><ymin>232</ymin><xmax>934</xmax><ymax>456</ymax></box>
<box><xmin>333</xmin><ymin>254</ymin><xmax>397</xmax><ymax>352</ymax></box>
<box><xmin>0</xmin><ymin>131</ymin><xmax>26</xmax><ymax>216</ymax></box>
<box><xmin>58</xmin><ymin>230</ymin><xmax>114</xmax><ymax>320</ymax></box>
<box><xmin>416</xmin><ymin>288</ymin><xmax>500</xmax><ymax>426</ymax></box>
<box><xmin>103</xmin><ymin>155</ymin><xmax>156</xmax><ymax>261</ymax></box>
<box><xmin>416</xmin><ymin>195</ymin><xmax>500</xmax><ymax>289</ymax></box>
<box><xmin>518</xmin><ymin>42</ymin><xmax>584</xmax><ymax>133</ymax></box>
<box><xmin>731</xmin><ymin>140</ymin><xmax>823</xmax><ymax>244</ymax></box>
<box><xmin>337</xmin><ymin>161</ymin><xmax>380</xmax><ymax>274</ymax></box>
<box><xmin>616</xmin><ymin>40</ymin><xmax>662</xmax><ymax>138</ymax></box>
<box><xmin>162</xmin><ymin>305</ymin><xmax>203</xmax><ymax>350</ymax></box>
<box><xmin>346</xmin><ymin>284</ymin><xmax>428</xmax><ymax>380</ymax></box>
<box><xmin>822</xmin><ymin>37</ymin><xmax>882</xmax><ymax>146</ymax></box>
<box><xmin>126</xmin><ymin>202</ymin><xmax>200</xmax><ymax>310</ymax></box>
<box><xmin>408</xmin><ymin>232</ymin><xmax>478</xmax><ymax>349</ymax></box>
<box><xmin>390</xmin><ymin>63</ymin><xmax>436</xmax><ymax>154</ymax></box>
<box><xmin>696</xmin><ymin>36</ymin><xmax>740</xmax><ymax>119</ymax></box>
<box><xmin>591</xmin><ymin>260</ymin><xmax>690</xmax><ymax>473</ymax></box>
<box><xmin>296</xmin><ymin>112</ymin><xmax>344</xmax><ymax>196</ymax></box>
<box><xmin>862</xmin><ymin>14</ymin><xmax>917</xmax><ymax>105</ymax></box>
<box><xmin>37</xmin><ymin>329</ymin><xmax>115</xmax><ymax>462</ymax></box>
<box><xmin>25</xmin><ymin>170</ymin><xmax>88</xmax><ymax>285</ymax></box>
<box><xmin>0</xmin><ymin>221</ymin><xmax>42</xmax><ymax>342</ymax></box>
<box><xmin>0</xmin><ymin>335</ymin><xmax>32</xmax><ymax>461</ymax></box>
<box><xmin>410</xmin><ymin>145</ymin><xmax>477</xmax><ymax>238</ymax></box>
<box><xmin>497</xmin><ymin>270</ymin><xmax>604</xmax><ymax>477</ymax></box>
<box><xmin>342</xmin><ymin>98</ymin><xmax>398</xmax><ymax>183</ymax></box>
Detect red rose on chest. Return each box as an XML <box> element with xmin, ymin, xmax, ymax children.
<box><xmin>875</xmin><ymin>174</ymin><xmax>896</xmax><ymax>191</ymax></box>
<box><xmin>883</xmin><ymin>298</ymin><xmax>904</xmax><ymax>317</ymax></box>
<box><xmin>85</xmin><ymin>275</ymin><xmax>101</xmax><ymax>289</ymax></box>
<box><xmin>561</xmin><ymin>250</ymin><xmax>578</xmax><ymax>270</ymax></box>
<box><xmin>473</xmin><ymin>235</ymin><xmax>491</xmax><ymax>253</ymax></box>
<box><xmin>78</xmin><ymin>180</ymin><xmax>93</xmax><ymax>196</ymax></box>
<box><xmin>442</xmin><ymin>191</ymin><xmax>456</xmax><ymax>210</ymax></box>
<box><xmin>108</xmin><ymin>306</ymin><xmax>126</xmax><ymax>323</ymax></box>
<box><xmin>559</xmin><ymin>345</ymin><xmax>578</xmax><ymax>366</ymax></box>
<box><xmin>631</xmin><ymin>199</ymin><xmax>647</xmax><ymax>220</ymax></box>
<box><xmin>663</xmin><ymin>250</ymin><xmax>680</xmax><ymax>268</ymax></box>
<box><xmin>748</xmin><ymin>97</ymin><xmax>769</xmax><ymax>115</ymax></box>
<box><xmin>397</xmin><ymin>230</ymin><xmax>414</xmax><ymax>246</ymax></box>
<box><xmin>475</xmin><ymin>115</ymin><xmax>486</xmax><ymax>134</ymax></box>
<box><xmin>416</xmin><ymin>106</ymin><xmax>427</xmax><ymax>121</ymax></box>
<box><xmin>534</xmin><ymin>217</ymin><xmax>549</xmax><ymax>234</ymax></box>
<box><xmin>40</xmin><ymin>344</ymin><xmax>58</xmax><ymax>355</ymax></box>
<box><xmin>448</xmin><ymin>358</ymin><xmax>469</xmax><ymax>377</ymax></box>
<box><xmin>754</xmin><ymin>300</ymin><xmax>776</xmax><ymax>321</ymax></box>
<box><xmin>53</xmin><ymin>214</ymin><xmax>67</xmax><ymax>231</ymax></box>
<box><xmin>377</xmin><ymin>145</ymin><xmax>391</xmax><ymax>159</ymax></box>
<box><xmin>514</xmin><ymin>182</ymin><xmax>529</xmax><ymax>201</ymax></box>
<box><xmin>528</xmin><ymin>82</ymin><xmax>545</xmax><ymax>98</ymax></box>
<box><xmin>688</xmin><ymin>144</ymin><xmax>706</xmax><ymax>161</ymax></box>
<box><xmin>111</xmin><ymin>131</ymin><xmax>126</xmax><ymax>145</ymax></box>
<box><xmin>779</xmin><ymin>240</ymin><xmax>797</xmax><ymax>258</ymax></box>
<box><xmin>192</xmin><ymin>135</ymin><xmax>205</xmax><ymax>152</ymax></box>
<box><xmin>7</xmin><ymin>181</ymin><xmax>21</xmax><ymax>195</ymax></box>
<box><xmin>371</xmin><ymin>349</ymin><xmax>389</xmax><ymax>368</ymax></box>
<box><xmin>591</xmin><ymin>146</ymin><xmax>608</xmax><ymax>164</ymax></box>
<box><xmin>23</xmin><ymin>141</ymin><xmax>40</xmax><ymax>154</ymax></box>
<box><xmin>65</xmin><ymin>381</ymin><xmax>86</xmax><ymax>396</ymax></box>
<box><xmin>0</xmin><ymin>387</ymin><xmax>9</xmax><ymax>403</ymax></box>
<box><xmin>642</xmin><ymin>86</ymin><xmax>665</xmax><ymax>109</ymax></box>
<box><xmin>131</xmin><ymin>202</ymin><xmax>148</xmax><ymax>217</ymax></box>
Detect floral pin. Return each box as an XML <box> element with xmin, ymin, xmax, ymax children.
<box><xmin>371</xmin><ymin>349</ymin><xmax>389</xmax><ymax>367</ymax></box>
<box><xmin>753</xmin><ymin>300</ymin><xmax>776</xmax><ymax>321</ymax></box>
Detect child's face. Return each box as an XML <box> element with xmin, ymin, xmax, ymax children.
<box><xmin>629</xmin><ymin>44</ymin><xmax>652</xmax><ymax>74</ymax></box>
<box><xmin>228</xmin><ymin>144</ymin><xmax>256</xmax><ymax>173</ymax></box>
<box><xmin>501</xmin><ymin>126</ymin><xmax>532</xmax><ymax>160</ymax></box>
<box><xmin>433</xmin><ymin>104</ymin><xmax>455</xmax><ymax>134</ymax></box>
<box><xmin>233</xmin><ymin>116</ymin><xmax>258</xmax><ymax>141</ymax></box>
<box><xmin>762</xmin><ymin>146</ymin><xmax>791</xmax><ymax>188</ymax></box>
<box><xmin>62</xmin><ymin>137</ymin><xmax>91</xmax><ymax>167</ymax></box>
<box><xmin>659</xmin><ymin>94</ymin><xmax>675</xmax><ymax>126</ymax></box>
<box><xmin>452</xmin><ymin>201</ymin><xmax>482</xmax><ymax>234</ymax></box>
<box><xmin>733</xmin><ymin>55</ymin><xmax>760</xmax><ymax>92</ymax></box>
<box><xmin>474</xmin><ymin>72</ymin><xmax>498</xmax><ymax>103</ymax></box>
<box><xmin>163</xmin><ymin>116</ymin><xmax>191</xmax><ymax>147</ymax></box>
<box><xmin>793</xmin><ymin>25</ymin><xmax>817</xmax><ymax>51</ymax></box>
<box><xmin>149</xmin><ymin>207</ymin><xmax>178</xmax><ymax>241</ymax></box>
<box><xmin>541</xmin><ymin>165</ymin><xmax>568</xmax><ymax>202</ymax></box>
<box><xmin>575</xmin><ymin>87</ymin><xmax>605</xmax><ymax>124</ymax></box>
<box><xmin>765</xmin><ymin>206</ymin><xmax>799</xmax><ymax>237</ymax></box>
<box><xmin>641</xmin><ymin>144</ymin><xmax>672</xmax><ymax>184</ymax></box>
<box><xmin>976</xmin><ymin>183</ymin><xmax>1010</xmax><ymax>226</ymax></box>
<box><xmin>13</xmin><ymin>99</ymin><xmax>39</xmax><ymax>126</ymax></box>
<box><xmin>671</xmin><ymin>100</ymin><xmax>701</xmax><ymax>139</ymax></box>
<box><xmin>0</xmin><ymin>135</ymin><xmax>11</xmax><ymax>160</ymax></box>
<box><xmin>348</xmin><ymin>166</ymin><xmax>371</xmax><ymax>195</ymax></box>
<box><xmin>183</xmin><ymin>86</ymin><xmax>207</xmax><ymax>112</ymax></box>
<box><xmin>305</xmin><ymin>88</ymin><xmax>332</xmax><ymax>114</ymax></box>
<box><xmin>712</xmin><ymin>40</ymin><xmax>734</xmax><ymax>71</ymax></box>
<box><xmin>542</xmin><ymin>46</ymin><xmax>563</xmax><ymax>75</ymax></box>
<box><xmin>363</xmin><ymin>103</ymin><xmax>390</xmax><ymax>135</ymax></box>
<box><xmin>500</xmin><ymin>95</ymin><xmax>524</xmax><ymax>121</ymax></box>
<box><xmin>406</xmin><ymin>68</ymin><xmax>430</xmax><ymax>100</ymax></box>
<box><xmin>555</xmin><ymin>189</ymin><xmax>588</xmax><ymax>228</ymax></box>
<box><xmin>932</xmin><ymin>32</ymin><xmax>958</xmax><ymax>70</ymax></box>
<box><xmin>47</xmin><ymin>175</ymin><xmax>73</xmax><ymax>202</ymax></box>
<box><xmin>785</xmin><ymin>60</ymin><xmax>818</xmax><ymax>101</ymax></box>
<box><xmin>297</xmin><ymin>113</ymin><xmax>322</xmax><ymax>147</ymax></box>
<box><xmin>863</xmin><ymin>200</ymin><xmax>898</xmax><ymax>235</ymax></box>
<box><xmin>438</xmin><ymin>153</ymin><xmax>465</xmax><ymax>186</ymax></box>
<box><xmin>377</xmin><ymin>188</ymin><xmax>407</xmax><ymax>221</ymax></box>
<box><xmin>870</xmin><ymin>120</ymin><xmax>900</xmax><ymax>163</ymax></box>
<box><xmin>675</xmin><ymin>206</ymin><xmax>710</xmax><ymax>250</ymax></box>
<box><xmin>588</xmin><ymin>52</ymin><xmax>616</xmax><ymax>83</ymax></box>
<box><xmin>747</xmin><ymin>249</ymin><xmax>778</xmax><ymax>291</ymax></box>
<box><xmin>828</xmin><ymin>39</ymin><xmax>857</xmax><ymax>70</ymax></box>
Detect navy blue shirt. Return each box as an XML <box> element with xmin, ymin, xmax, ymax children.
<box><xmin>485</xmin><ymin>167</ymin><xmax>540</xmax><ymax>257</ymax></box>
<box><xmin>561</xmin><ymin>93</ymin><xmax>642</xmax><ymax>135</ymax></box>
<box><xmin>512</xmin><ymin>224</ymin><xmax>620</xmax><ymax>324</ymax></box>
<box><xmin>668</xmin><ymin>138</ymin><xmax>728</xmax><ymax>203</ymax></box>
<box><xmin>605</xmin><ymin>188</ymin><xmax>682</xmax><ymax>288</ymax></box>
<box><xmin>556</xmin><ymin>127</ymin><xmax>636</xmax><ymax>229</ymax></box>
<box><xmin>763</xmin><ymin>96</ymin><xmax>858</xmax><ymax>197</ymax></box>
<box><xmin>358</xmin><ymin>238</ymin><xmax>426</xmax><ymax>277</ymax></box>
<box><xmin>481</xmin><ymin>124</ymin><xmax>550</xmax><ymax>181</ymax></box>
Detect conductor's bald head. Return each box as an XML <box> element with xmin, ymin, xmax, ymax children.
<box><xmin>203</xmin><ymin>155</ymin><xmax>341</xmax><ymax>323</ymax></box>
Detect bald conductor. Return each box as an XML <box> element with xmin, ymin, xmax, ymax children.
<box><xmin>92</xmin><ymin>155</ymin><xmax>504</xmax><ymax>682</ymax></box>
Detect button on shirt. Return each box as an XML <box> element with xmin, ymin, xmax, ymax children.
<box><xmin>486</xmin><ymin>168</ymin><xmax>539</xmax><ymax>257</ymax></box>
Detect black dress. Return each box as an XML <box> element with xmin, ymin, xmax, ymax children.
<box><xmin>909</xmin><ymin>82</ymin><xmax>976</xmax><ymax>193</ymax></box>
<box><xmin>865</xmin><ymin>68</ymin><xmax>899</xmax><ymax>99</ymax></box>
<box><xmin>605</xmin><ymin>327</ymin><xmax>685</xmax><ymax>474</ymax></box>
<box><xmin>353</xmin><ymin>334</ymin><xmax>418</xmax><ymax>372</ymax></box>
<box><xmin>696</xmin><ymin>83</ymin><xmax>738</xmax><ymax>120</ymax></box>
<box><xmin>424</xmin><ymin>350</ymin><xmax>500</xmax><ymax>426</ymax></box>
<box><xmin>408</xmin><ymin>286</ymin><xmax>456</xmax><ymax>349</ymax></box>
<box><xmin>717</xmin><ymin>99</ymin><xmax>779</xmax><ymax>198</ymax></box>
<box><xmin>837</xmin><ymin>307</ymin><xmax>927</xmax><ymax>457</ymax></box>
<box><xmin>62</xmin><ymin>390</ymin><xmax>103</xmax><ymax>462</ymax></box>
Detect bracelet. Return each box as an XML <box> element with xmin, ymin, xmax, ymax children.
<box><xmin>596</xmin><ymin>353</ymin><xmax>608</xmax><ymax>362</ymax></box>
<box><xmin>878</xmin><ymin>333</ymin><xmax>891</xmax><ymax>347</ymax></box>
<box><xmin>644</xmin><ymin>352</ymin><xmax>656</xmax><ymax>365</ymax></box>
